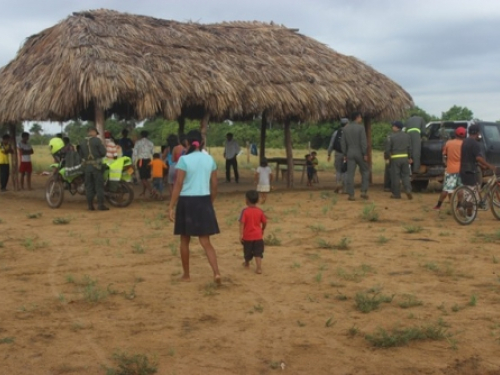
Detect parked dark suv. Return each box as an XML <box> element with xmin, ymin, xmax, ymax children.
<box><xmin>411</xmin><ymin>120</ymin><xmax>500</xmax><ymax>191</ymax></box>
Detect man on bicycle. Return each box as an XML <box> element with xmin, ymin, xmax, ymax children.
<box><xmin>459</xmin><ymin>124</ymin><xmax>496</xmax><ymax>189</ymax></box>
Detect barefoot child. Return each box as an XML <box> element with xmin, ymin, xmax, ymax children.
<box><xmin>305</xmin><ymin>154</ymin><xmax>314</xmax><ymax>187</ymax></box>
<box><xmin>254</xmin><ymin>158</ymin><xmax>273</xmax><ymax>204</ymax></box>
<box><xmin>239</xmin><ymin>190</ymin><xmax>267</xmax><ymax>274</ymax></box>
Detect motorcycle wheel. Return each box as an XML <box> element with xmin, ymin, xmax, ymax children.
<box><xmin>105</xmin><ymin>181</ymin><xmax>134</xmax><ymax>208</ymax></box>
<box><xmin>45</xmin><ymin>176</ymin><xmax>64</xmax><ymax>208</ymax></box>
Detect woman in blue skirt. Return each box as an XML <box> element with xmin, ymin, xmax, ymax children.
<box><xmin>169</xmin><ymin>130</ymin><xmax>221</xmax><ymax>284</ymax></box>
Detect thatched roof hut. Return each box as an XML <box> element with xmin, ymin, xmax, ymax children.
<box><xmin>0</xmin><ymin>9</ymin><xmax>412</xmax><ymax>124</ymax></box>
<box><xmin>0</xmin><ymin>9</ymin><xmax>413</xmax><ymax>188</ymax></box>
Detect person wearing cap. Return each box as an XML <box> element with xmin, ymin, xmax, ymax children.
<box><xmin>433</xmin><ymin>127</ymin><xmax>466</xmax><ymax>210</ymax></box>
<box><xmin>341</xmin><ymin>111</ymin><xmax>369</xmax><ymax>201</ymax></box>
<box><xmin>385</xmin><ymin>121</ymin><xmax>413</xmax><ymax>200</ymax></box>
<box><xmin>327</xmin><ymin>118</ymin><xmax>349</xmax><ymax>193</ymax></box>
<box><xmin>78</xmin><ymin>126</ymin><xmax>108</xmax><ymax>211</ymax></box>
<box><xmin>459</xmin><ymin>124</ymin><xmax>496</xmax><ymax>189</ymax></box>
<box><xmin>104</xmin><ymin>130</ymin><xmax>119</xmax><ymax>161</ymax></box>
<box><xmin>404</xmin><ymin>114</ymin><xmax>426</xmax><ymax>173</ymax></box>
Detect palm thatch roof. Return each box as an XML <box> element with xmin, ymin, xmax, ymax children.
<box><xmin>0</xmin><ymin>9</ymin><xmax>413</xmax><ymax>123</ymax></box>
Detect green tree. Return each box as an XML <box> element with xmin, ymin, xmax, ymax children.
<box><xmin>441</xmin><ymin>105</ymin><xmax>474</xmax><ymax>121</ymax></box>
<box><xmin>29</xmin><ymin>123</ymin><xmax>43</xmax><ymax>135</ymax></box>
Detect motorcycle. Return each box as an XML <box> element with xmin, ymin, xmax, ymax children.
<box><xmin>45</xmin><ymin>156</ymin><xmax>135</xmax><ymax>209</ymax></box>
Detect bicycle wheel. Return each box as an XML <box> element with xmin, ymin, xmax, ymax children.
<box><xmin>490</xmin><ymin>183</ymin><xmax>500</xmax><ymax>220</ymax></box>
<box><xmin>451</xmin><ymin>185</ymin><xmax>477</xmax><ymax>225</ymax></box>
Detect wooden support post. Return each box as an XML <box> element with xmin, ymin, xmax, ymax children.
<box><xmin>284</xmin><ymin>120</ymin><xmax>294</xmax><ymax>188</ymax></box>
<box><xmin>246</xmin><ymin>141</ymin><xmax>250</xmax><ymax>163</ymax></box>
<box><xmin>178</xmin><ymin>116</ymin><xmax>185</xmax><ymax>137</ymax></box>
<box><xmin>200</xmin><ymin>112</ymin><xmax>210</xmax><ymax>147</ymax></box>
<box><xmin>9</xmin><ymin>123</ymin><xmax>19</xmax><ymax>191</ymax></box>
<box><xmin>364</xmin><ymin>116</ymin><xmax>373</xmax><ymax>184</ymax></box>
<box><xmin>260</xmin><ymin>110</ymin><xmax>267</xmax><ymax>159</ymax></box>
<box><xmin>95</xmin><ymin>103</ymin><xmax>105</xmax><ymax>143</ymax></box>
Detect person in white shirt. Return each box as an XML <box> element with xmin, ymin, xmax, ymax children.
<box><xmin>224</xmin><ymin>133</ymin><xmax>240</xmax><ymax>183</ymax></box>
<box><xmin>18</xmin><ymin>132</ymin><xmax>34</xmax><ymax>190</ymax></box>
<box><xmin>133</xmin><ymin>130</ymin><xmax>155</xmax><ymax>197</ymax></box>
<box><xmin>254</xmin><ymin>158</ymin><xmax>273</xmax><ymax>203</ymax></box>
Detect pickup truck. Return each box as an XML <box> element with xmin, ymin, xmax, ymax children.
<box><xmin>411</xmin><ymin>120</ymin><xmax>500</xmax><ymax>191</ymax></box>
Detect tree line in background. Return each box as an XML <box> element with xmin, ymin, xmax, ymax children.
<box><xmin>0</xmin><ymin>104</ymin><xmax>492</xmax><ymax>151</ymax></box>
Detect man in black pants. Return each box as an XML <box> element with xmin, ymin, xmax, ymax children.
<box><xmin>224</xmin><ymin>133</ymin><xmax>240</xmax><ymax>183</ymax></box>
<box><xmin>0</xmin><ymin>134</ymin><xmax>13</xmax><ymax>191</ymax></box>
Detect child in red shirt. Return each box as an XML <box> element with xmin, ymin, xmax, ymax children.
<box><xmin>239</xmin><ymin>190</ymin><xmax>267</xmax><ymax>274</ymax></box>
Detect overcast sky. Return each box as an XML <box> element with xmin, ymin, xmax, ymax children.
<box><xmin>1</xmin><ymin>0</ymin><xmax>499</xmax><ymax>132</ymax></box>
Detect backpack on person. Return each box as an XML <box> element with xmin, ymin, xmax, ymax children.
<box><xmin>333</xmin><ymin>128</ymin><xmax>343</xmax><ymax>153</ymax></box>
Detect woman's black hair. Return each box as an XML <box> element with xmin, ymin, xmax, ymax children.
<box><xmin>260</xmin><ymin>158</ymin><xmax>268</xmax><ymax>167</ymax></box>
<box><xmin>166</xmin><ymin>134</ymin><xmax>179</xmax><ymax>149</ymax></box>
<box><xmin>186</xmin><ymin>130</ymin><xmax>202</xmax><ymax>155</ymax></box>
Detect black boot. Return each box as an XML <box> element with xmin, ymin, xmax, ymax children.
<box><xmin>88</xmin><ymin>202</ymin><xmax>95</xmax><ymax>211</ymax></box>
<box><xmin>97</xmin><ymin>205</ymin><xmax>109</xmax><ymax>211</ymax></box>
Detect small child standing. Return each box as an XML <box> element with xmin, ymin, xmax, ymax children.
<box><xmin>149</xmin><ymin>153</ymin><xmax>167</xmax><ymax>200</ymax></box>
<box><xmin>305</xmin><ymin>154</ymin><xmax>314</xmax><ymax>186</ymax></box>
<box><xmin>254</xmin><ymin>158</ymin><xmax>273</xmax><ymax>204</ymax></box>
<box><xmin>311</xmin><ymin>151</ymin><xmax>319</xmax><ymax>183</ymax></box>
<box><xmin>239</xmin><ymin>190</ymin><xmax>267</xmax><ymax>274</ymax></box>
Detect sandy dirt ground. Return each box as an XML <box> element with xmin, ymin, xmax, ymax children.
<box><xmin>1</xmin><ymin>169</ymin><xmax>500</xmax><ymax>375</ymax></box>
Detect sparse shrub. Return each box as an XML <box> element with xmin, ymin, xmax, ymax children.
<box><xmin>26</xmin><ymin>212</ymin><xmax>42</xmax><ymax>219</ymax></box>
<box><xmin>355</xmin><ymin>292</ymin><xmax>393</xmax><ymax>313</ymax></box>
<box><xmin>403</xmin><ymin>225</ymin><xmax>423</xmax><ymax>234</ymax></box>
<box><xmin>362</xmin><ymin>203</ymin><xmax>379</xmax><ymax>222</ymax></box>
<box><xmin>399</xmin><ymin>294</ymin><xmax>423</xmax><ymax>309</ymax></box>
<box><xmin>264</xmin><ymin>233</ymin><xmax>281</xmax><ymax>246</ymax></box>
<box><xmin>365</xmin><ymin>323</ymin><xmax>448</xmax><ymax>348</ymax></box>
<box><xmin>105</xmin><ymin>351</ymin><xmax>158</xmax><ymax>375</ymax></box>
<box><xmin>53</xmin><ymin>217</ymin><xmax>71</xmax><ymax>225</ymax></box>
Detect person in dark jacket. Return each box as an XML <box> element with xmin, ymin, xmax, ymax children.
<box><xmin>341</xmin><ymin>111</ymin><xmax>369</xmax><ymax>201</ymax></box>
<box><xmin>404</xmin><ymin>115</ymin><xmax>426</xmax><ymax>173</ymax></box>
<box><xmin>79</xmin><ymin>127</ymin><xmax>108</xmax><ymax>211</ymax></box>
<box><xmin>385</xmin><ymin>121</ymin><xmax>413</xmax><ymax>200</ymax></box>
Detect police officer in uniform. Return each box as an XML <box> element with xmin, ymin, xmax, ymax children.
<box><xmin>79</xmin><ymin>127</ymin><xmax>108</xmax><ymax>211</ymax></box>
<box><xmin>404</xmin><ymin>114</ymin><xmax>425</xmax><ymax>173</ymax></box>
<box><xmin>386</xmin><ymin>121</ymin><xmax>413</xmax><ymax>200</ymax></box>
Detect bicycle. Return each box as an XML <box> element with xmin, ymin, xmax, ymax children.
<box><xmin>450</xmin><ymin>167</ymin><xmax>500</xmax><ymax>225</ymax></box>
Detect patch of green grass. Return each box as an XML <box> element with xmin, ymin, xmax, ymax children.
<box><xmin>355</xmin><ymin>292</ymin><xmax>394</xmax><ymax>313</ymax></box>
<box><xmin>438</xmin><ymin>232</ymin><xmax>450</xmax><ymax>237</ymax></box>
<box><xmin>424</xmin><ymin>262</ymin><xmax>439</xmax><ymax>272</ymax></box>
<box><xmin>253</xmin><ymin>304</ymin><xmax>264</xmax><ymax>313</ymax></box>
<box><xmin>314</xmin><ymin>272</ymin><xmax>323</xmax><ymax>283</ymax></box>
<box><xmin>361</xmin><ymin>203</ymin><xmax>379</xmax><ymax>222</ymax></box>
<box><xmin>297</xmin><ymin>320</ymin><xmax>306</xmax><ymax>327</ymax></box>
<box><xmin>348</xmin><ymin>325</ymin><xmax>359</xmax><ymax>337</ymax></box>
<box><xmin>336</xmin><ymin>265</ymin><xmax>374</xmax><ymax>282</ymax></box>
<box><xmin>335</xmin><ymin>294</ymin><xmax>348</xmax><ymax>301</ymax></box>
<box><xmin>451</xmin><ymin>303</ymin><xmax>461</xmax><ymax>312</ymax></box>
<box><xmin>474</xmin><ymin>231</ymin><xmax>500</xmax><ymax>243</ymax></box>
<box><xmin>105</xmin><ymin>351</ymin><xmax>158</xmax><ymax>375</ymax></box>
<box><xmin>0</xmin><ymin>241</ymin><xmax>4</xmax><ymax>248</ymax></box>
<box><xmin>365</xmin><ymin>323</ymin><xmax>449</xmax><ymax>347</ymax></box>
<box><xmin>291</xmin><ymin>262</ymin><xmax>301</xmax><ymax>269</ymax></box>
<box><xmin>75</xmin><ymin>275</ymin><xmax>108</xmax><ymax>303</ymax></box>
<box><xmin>132</xmin><ymin>242</ymin><xmax>145</xmax><ymax>254</ymax></box>
<box><xmin>317</xmin><ymin>238</ymin><xmax>334</xmax><ymax>249</ymax></box>
<box><xmin>399</xmin><ymin>294</ymin><xmax>423</xmax><ymax>309</ymax></box>
<box><xmin>168</xmin><ymin>243</ymin><xmax>178</xmax><ymax>256</ymax></box>
<box><xmin>336</xmin><ymin>237</ymin><xmax>350</xmax><ymax>250</ymax></box>
<box><xmin>308</xmin><ymin>224</ymin><xmax>326</xmax><ymax>233</ymax></box>
<box><xmin>468</xmin><ymin>294</ymin><xmax>477</xmax><ymax>307</ymax></box>
<box><xmin>0</xmin><ymin>337</ymin><xmax>14</xmax><ymax>344</ymax></box>
<box><xmin>264</xmin><ymin>233</ymin><xmax>281</xmax><ymax>246</ymax></box>
<box><xmin>26</xmin><ymin>212</ymin><xmax>42</xmax><ymax>219</ymax></box>
<box><xmin>204</xmin><ymin>282</ymin><xmax>219</xmax><ymax>297</ymax></box>
<box><xmin>403</xmin><ymin>225</ymin><xmax>423</xmax><ymax>234</ymax></box>
<box><xmin>325</xmin><ymin>316</ymin><xmax>336</xmax><ymax>328</ymax></box>
<box><xmin>22</xmin><ymin>237</ymin><xmax>48</xmax><ymax>251</ymax></box>
<box><xmin>376</xmin><ymin>236</ymin><xmax>389</xmax><ymax>245</ymax></box>
<box><xmin>53</xmin><ymin>217</ymin><xmax>71</xmax><ymax>225</ymax></box>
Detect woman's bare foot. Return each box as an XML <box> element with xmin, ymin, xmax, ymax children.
<box><xmin>255</xmin><ymin>268</ymin><xmax>262</xmax><ymax>274</ymax></box>
<box><xmin>179</xmin><ymin>275</ymin><xmax>191</xmax><ymax>282</ymax></box>
<box><xmin>242</xmin><ymin>261</ymin><xmax>250</xmax><ymax>268</ymax></box>
<box><xmin>214</xmin><ymin>275</ymin><xmax>221</xmax><ymax>285</ymax></box>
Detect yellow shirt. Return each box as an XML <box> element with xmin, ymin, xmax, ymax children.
<box><xmin>0</xmin><ymin>144</ymin><xmax>11</xmax><ymax>164</ymax></box>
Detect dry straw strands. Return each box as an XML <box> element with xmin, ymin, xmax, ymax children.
<box><xmin>0</xmin><ymin>9</ymin><xmax>413</xmax><ymax>123</ymax></box>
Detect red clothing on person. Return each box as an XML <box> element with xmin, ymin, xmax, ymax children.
<box><xmin>239</xmin><ymin>206</ymin><xmax>267</xmax><ymax>241</ymax></box>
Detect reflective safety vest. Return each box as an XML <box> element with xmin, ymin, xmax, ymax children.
<box><xmin>407</xmin><ymin>128</ymin><xmax>421</xmax><ymax>133</ymax></box>
<box><xmin>391</xmin><ymin>154</ymin><xmax>409</xmax><ymax>159</ymax></box>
